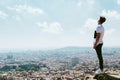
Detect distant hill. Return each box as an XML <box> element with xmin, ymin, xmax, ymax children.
<box><xmin>0</xmin><ymin>47</ymin><xmax>119</xmax><ymax>58</ymax></box>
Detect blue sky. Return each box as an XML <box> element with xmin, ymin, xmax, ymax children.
<box><xmin>0</xmin><ymin>0</ymin><xmax>120</xmax><ymax>49</ymax></box>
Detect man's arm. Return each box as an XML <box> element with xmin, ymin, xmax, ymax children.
<box><xmin>93</xmin><ymin>33</ymin><xmax>101</xmax><ymax>49</ymax></box>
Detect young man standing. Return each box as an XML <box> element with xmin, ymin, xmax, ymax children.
<box><xmin>93</xmin><ymin>16</ymin><xmax>106</xmax><ymax>74</ymax></box>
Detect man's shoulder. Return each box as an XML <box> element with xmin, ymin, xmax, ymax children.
<box><xmin>97</xmin><ymin>25</ymin><xmax>104</xmax><ymax>29</ymax></box>
<box><xmin>96</xmin><ymin>25</ymin><xmax>104</xmax><ymax>33</ymax></box>
<box><xmin>98</xmin><ymin>24</ymin><xmax>103</xmax><ymax>27</ymax></box>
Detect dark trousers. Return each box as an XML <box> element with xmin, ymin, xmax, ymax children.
<box><xmin>95</xmin><ymin>43</ymin><xmax>103</xmax><ymax>70</ymax></box>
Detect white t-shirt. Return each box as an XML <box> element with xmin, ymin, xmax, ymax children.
<box><xmin>95</xmin><ymin>24</ymin><xmax>104</xmax><ymax>45</ymax></box>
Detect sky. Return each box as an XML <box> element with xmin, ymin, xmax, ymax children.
<box><xmin>0</xmin><ymin>0</ymin><xmax>120</xmax><ymax>49</ymax></box>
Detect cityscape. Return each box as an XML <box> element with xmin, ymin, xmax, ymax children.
<box><xmin>0</xmin><ymin>47</ymin><xmax>120</xmax><ymax>80</ymax></box>
<box><xmin>1</xmin><ymin>0</ymin><xmax>120</xmax><ymax>80</ymax></box>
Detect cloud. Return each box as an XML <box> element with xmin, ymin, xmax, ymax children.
<box><xmin>0</xmin><ymin>10</ymin><xmax>8</xmax><ymax>19</ymax></box>
<box><xmin>101</xmin><ymin>9</ymin><xmax>120</xmax><ymax>30</ymax></box>
<box><xmin>101</xmin><ymin>9</ymin><xmax>120</xmax><ymax>35</ymax></box>
<box><xmin>101</xmin><ymin>10</ymin><xmax>120</xmax><ymax>19</ymax></box>
<box><xmin>82</xmin><ymin>18</ymin><xmax>97</xmax><ymax>30</ymax></box>
<box><xmin>36</xmin><ymin>22</ymin><xmax>63</xmax><ymax>34</ymax></box>
<box><xmin>13</xmin><ymin>15</ymin><xmax>21</xmax><ymax>21</ymax></box>
<box><xmin>105</xmin><ymin>28</ymin><xmax>116</xmax><ymax>36</ymax></box>
<box><xmin>79</xmin><ymin>18</ymin><xmax>97</xmax><ymax>46</ymax></box>
<box><xmin>77</xmin><ymin>0</ymin><xmax>95</xmax><ymax>7</ymax></box>
<box><xmin>77</xmin><ymin>0</ymin><xmax>82</xmax><ymax>6</ymax></box>
<box><xmin>7</xmin><ymin>5</ymin><xmax>44</xmax><ymax>15</ymax></box>
<box><xmin>79</xmin><ymin>18</ymin><xmax>97</xmax><ymax>39</ymax></box>
<box><xmin>86</xmin><ymin>0</ymin><xmax>95</xmax><ymax>5</ymax></box>
<box><xmin>117</xmin><ymin>0</ymin><xmax>120</xmax><ymax>5</ymax></box>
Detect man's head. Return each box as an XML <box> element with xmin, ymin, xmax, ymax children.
<box><xmin>98</xmin><ymin>16</ymin><xmax>106</xmax><ymax>24</ymax></box>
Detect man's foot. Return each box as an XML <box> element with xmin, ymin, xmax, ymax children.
<box><xmin>95</xmin><ymin>69</ymin><xmax>103</xmax><ymax>74</ymax></box>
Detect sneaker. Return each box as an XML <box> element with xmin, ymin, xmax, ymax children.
<box><xmin>95</xmin><ymin>69</ymin><xmax>103</xmax><ymax>74</ymax></box>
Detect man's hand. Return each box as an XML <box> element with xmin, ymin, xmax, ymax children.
<box><xmin>93</xmin><ymin>33</ymin><xmax>100</xmax><ymax>49</ymax></box>
<box><xmin>93</xmin><ymin>44</ymin><xmax>97</xmax><ymax>49</ymax></box>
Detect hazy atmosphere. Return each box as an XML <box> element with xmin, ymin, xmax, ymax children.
<box><xmin>0</xmin><ymin>0</ymin><xmax>120</xmax><ymax>49</ymax></box>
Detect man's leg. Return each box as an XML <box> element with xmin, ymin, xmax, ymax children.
<box><xmin>95</xmin><ymin>44</ymin><xmax>103</xmax><ymax>71</ymax></box>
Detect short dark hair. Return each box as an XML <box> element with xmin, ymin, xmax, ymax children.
<box><xmin>99</xmin><ymin>16</ymin><xmax>106</xmax><ymax>24</ymax></box>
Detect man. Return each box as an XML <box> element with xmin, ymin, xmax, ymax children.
<box><xmin>93</xmin><ymin>16</ymin><xmax>106</xmax><ymax>74</ymax></box>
